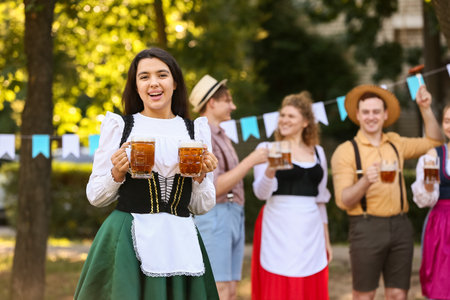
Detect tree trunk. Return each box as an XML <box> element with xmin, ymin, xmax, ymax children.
<box><xmin>431</xmin><ymin>0</ymin><xmax>450</xmax><ymax>49</ymax></box>
<box><xmin>154</xmin><ymin>0</ymin><xmax>168</xmax><ymax>49</ymax></box>
<box><xmin>423</xmin><ymin>0</ymin><xmax>444</xmax><ymax>119</ymax></box>
<box><xmin>10</xmin><ymin>1</ymin><xmax>55</xmax><ymax>299</ymax></box>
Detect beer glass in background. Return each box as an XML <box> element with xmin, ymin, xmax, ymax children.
<box><xmin>267</xmin><ymin>142</ymin><xmax>283</xmax><ymax>169</ymax></box>
<box><xmin>380</xmin><ymin>160</ymin><xmax>397</xmax><ymax>183</ymax></box>
<box><xmin>423</xmin><ymin>156</ymin><xmax>440</xmax><ymax>184</ymax></box>
<box><xmin>279</xmin><ymin>140</ymin><xmax>293</xmax><ymax>170</ymax></box>
<box><xmin>130</xmin><ymin>136</ymin><xmax>155</xmax><ymax>179</ymax></box>
<box><xmin>178</xmin><ymin>140</ymin><xmax>204</xmax><ymax>177</ymax></box>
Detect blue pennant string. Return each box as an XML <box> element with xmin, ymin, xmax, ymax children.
<box><xmin>240</xmin><ymin>116</ymin><xmax>260</xmax><ymax>142</ymax></box>
<box><xmin>336</xmin><ymin>96</ymin><xmax>347</xmax><ymax>121</ymax></box>
<box><xmin>89</xmin><ymin>134</ymin><xmax>100</xmax><ymax>156</ymax></box>
<box><xmin>406</xmin><ymin>74</ymin><xmax>425</xmax><ymax>101</ymax></box>
<box><xmin>32</xmin><ymin>135</ymin><xmax>50</xmax><ymax>158</ymax></box>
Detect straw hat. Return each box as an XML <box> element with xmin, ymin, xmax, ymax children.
<box><xmin>189</xmin><ymin>75</ymin><xmax>228</xmax><ymax>112</ymax></box>
<box><xmin>345</xmin><ymin>84</ymin><xmax>401</xmax><ymax>128</ymax></box>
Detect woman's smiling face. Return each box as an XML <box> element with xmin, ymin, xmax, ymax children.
<box><xmin>136</xmin><ymin>57</ymin><xmax>177</xmax><ymax>118</ymax></box>
<box><xmin>278</xmin><ymin>105</ymin><xmax>308</xmax><ymax>139</ymax></box>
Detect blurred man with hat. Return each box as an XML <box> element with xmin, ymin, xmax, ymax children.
<box><xmin>331</xmin><ymin>84</ymin><xmax>443</xmax><ymax>300</ymax></box>
<box><xmin>189</xmin><ymin>75</ymin><xmax>267</xmax><ymax>300</ymax></box>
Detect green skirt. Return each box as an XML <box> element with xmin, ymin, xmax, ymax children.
<box><xmin>74</xmin><ymin>210</ymin><xmax>219</xmax><ymax>300</ymax></box>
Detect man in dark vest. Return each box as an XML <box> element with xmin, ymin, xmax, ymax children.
<box><xmin>331</xmin><ymin>84</ymin><xmax>443</xmax><ymax>300</ymax></box>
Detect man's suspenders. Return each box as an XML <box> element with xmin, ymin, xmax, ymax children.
<box><xmin>350</xmin><ymin>139</ymin><xmax>404</xmax><ymax>215</ymax></box>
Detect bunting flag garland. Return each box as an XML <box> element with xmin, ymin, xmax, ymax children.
<box><xmin>312</xmin><ymin>102</ymin><xmax>328</xmax><ymax>125</ymax></box>
<box><xmin>263</xmin><ymin>111</ymin><xmax>279</xmax><ymax>138</ymax></box>
<box><xmin>336</xmin><ymin>96</ymin><xmax>347</xmax><ymax>121</ymax></box>
<box><xmin>240</xmin><ymin>116</ymin><xmax>260</xmax><ymax>141</ymax></box>
<box><xmin>62</xmin><ymin>134</ymin><xmax>80</xmax><ymax>159</ymax></box>
<box><xmin>89</xmin><ymin>135</ymin><xmax>100</xmax><ymax>156</ymax></box>
<box><xmin>1</xmin><ymin>64</ymin><xmax>449</xmax><ymax>158</ymax></box>
<box><xmin>219</xmin><ymin>120</ymin><xmax>239</xmax><ymax>144</ymax></box>
<box><xmin>32</xmin><ymin>135</ymin><xmax>50</xmax><ymax>158</ymax></box>
<box><xmin>0</xmin><ymin>134</ymin><xmax>15</xmax><ymax>160</ymax></box>
<box><xmin>406</xmin><ymin>74</ymin><xmax>425</xmax><ymax>100</ymax></box>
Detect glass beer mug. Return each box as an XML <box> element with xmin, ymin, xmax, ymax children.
<box><xmin>380</xmin><ymin>160</ymin><xmax>397</xmax><ymax>183</ymax></box>
<box><xmin>178</xmin><ymin>140</ymin><xmax>204</xmax><ymax>177</ymax></box>
<box><xmin>267</xmin><ymin>141</ymin><xmax>293</xmax><ymax>170</ymax></box>
<box><xmin>423</xmin><ymin>156</ymin><xmax>440</xmax><ymax>184</ymax></box>
<box><xmin>267</xmin><ymin>142</ymin><xmax>283</xmax><ymax>169</ymax></box>
<box><xmin>129</xmin><ymin>135</ymin><xmax>155</xmax><ymax>179</ymax></box>
<box><xmin>279</xmin><ymin>140</ymin><xmax>293</xmax><ymax>170</ymax></box>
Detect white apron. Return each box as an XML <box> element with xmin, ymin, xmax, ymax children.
<box><xmin>260</xmin><ymin>195</ymin><xmax>327</xmax><ymax>277</ymax></box>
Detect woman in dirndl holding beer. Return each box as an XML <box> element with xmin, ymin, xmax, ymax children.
<box><xmin>74</xmin><ymin>48</ymin><xmax>219</xmax><ymax>300</ymax></box>
<box><xmin>251</xmin><ymin>91</ymin><xmax>332</xmax><ymax>300</ymax></box>
<box><xmin>411</xmin><ymin>103</ymin><xmax>450</xmax><ymax>300</ymax></box>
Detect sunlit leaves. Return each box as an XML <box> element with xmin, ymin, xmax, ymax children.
<box><xmin>1</xmin><ymin>0</ymin><xmax>263</xmax><ymax>135</ymax></box>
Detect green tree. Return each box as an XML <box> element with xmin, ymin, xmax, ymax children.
<box><xmin>1</xmin><ymin>0</ymin><xmax>262</xmax><ymax>135</ymax></box>
<box><xmin>0</xmin><ymin>2</ymin><xmax>26</xmax><ymax>134</ymax></box>
<box><xmin>172</xmin><ymin>0</ymin><xmax>263</xmax><ymax>117</ymax></box>
<box><xmin>303</xmin><ymin>0</ymin><xmax>403</xmax><ymax>82</ymax></box>
<box><xmin>252</xmin><ymin>0</ymin><xmax>358</xmax><ymax>144</ymax></box>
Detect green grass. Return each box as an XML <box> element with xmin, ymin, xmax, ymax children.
<box><xmin>0</xmin><ymin>254</ymin><xmax>84</xmax><ymax>300</ymax></box>
<box><xmin>0</xmin><ymin>238</ymin><xmax>85</xmax><ymax>300</ymax></box>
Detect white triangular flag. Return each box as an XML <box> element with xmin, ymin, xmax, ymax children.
<box><xmin>220</xmin><ymin>120</ymin><xmax>239</xmax><ymax>144</ymax></box>
<box><xmin>312</xmin><ymin>102</ymin><xmax>328</xmax><ymax>126</ymax></box>
<box><xmin>447</xmin><ymin>63</ymin><xmax>450</xmax><ymax>77</ymax></box>
<box><xmin>62</xmin><ymin>134</ymin><xmax>80</xmax><ymax>158</ymax></box>
<box><xmin>0</xmin><ymin>134</ymin><xmax>15</xmax><ymax>160</ymax></box>
<box><xmin>263</xmin><ymin>111</ymin><xmax>279</xmax><ymax>138</ymax></box>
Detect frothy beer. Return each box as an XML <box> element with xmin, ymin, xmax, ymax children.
<box><xmin>268</xmin><ymin>153</ymin><xmax>283</xmax><ymax>169</ymax></box>
<box><xmin>267</xmin><ymin>141</ymin><xmax>292</xmax><ymax>170</ymax></box>
<box><xmin>380</xmin><ymin>169</ymin><xmax>396</xmax><ymax>183</ymax></box>
<box><xmin>380</xmin><ymin>160</ymin><xmax>397</xmax><ymax>183</ymax></box>
<box><xmin>424</xmin><ymin>166</ymin><xmax>439</xmax><ymax>184</ymax></box>
<box><xmin>179</xmin><ymin>140</ymin><xmax>204</xmax><ymax>177</ymax></box>
<box><xmin>281</xmin><ymin>149</ymin><xmax>292</xmax><ymax>169</ymax></box>
<box><xmin>130</xmin><ymin>136</ymin><xmax>155</xmax><ymax>179</ymax></box>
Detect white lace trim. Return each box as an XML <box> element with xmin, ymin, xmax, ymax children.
<box><xmin>140</xmin><ymin>269</ymin><xmax>205</xmax><ymax>277</ymax></box>
<box><xmin>131</xmin><ymin>219</ymin><xmax>205</xmax><ymax>277</ymax></box>
<box><xmin>131</xmin><ymin>220</ymin><xmax>142</xmax><ymax>261</ymax></box>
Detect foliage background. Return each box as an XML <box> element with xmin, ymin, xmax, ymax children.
<box><xmin>0</xmin><ymin>0</ymin><xmax>360</xmax><ymax>140</ymax></box>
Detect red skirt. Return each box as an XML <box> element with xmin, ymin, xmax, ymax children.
<box><xmin>251</xmin><ymin>206</ymin><xmax>329</xmax><ymax>300</ymax></box>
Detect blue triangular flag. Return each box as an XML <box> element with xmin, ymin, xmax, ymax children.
<box><xmin>240</xmin><ymin>116</ymin><xmax>260</xmax><ymax>142</ymax></box>
<box><xmin>336</xmin><ymin>96</ymin><xmax>347</xmax><ymax>121</ymax></box>
<box><xmin>32</xmin><ymin>134</ymin><xmax>50</xmax><ymax>158</ymax></box>
<box><xmin>406</xmin><ymin>74</ymin><xmax>425</xmax><ymax>101</ymax></box>
<box><xmin>89</xmin><ymin>134</ymin><xmax>100</xmax><ymax>156</ymax></box>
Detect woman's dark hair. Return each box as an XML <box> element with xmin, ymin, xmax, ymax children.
<box><xmin>122</xmin><ymin>48</ymin><xmax>189</xmax><ymax>118</ymax></box>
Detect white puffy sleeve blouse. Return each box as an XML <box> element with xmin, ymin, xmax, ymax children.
<box><xmin>86</xmin><ymin>111</ymin><xmax>215</xmax><ymax>215</ymax></box>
